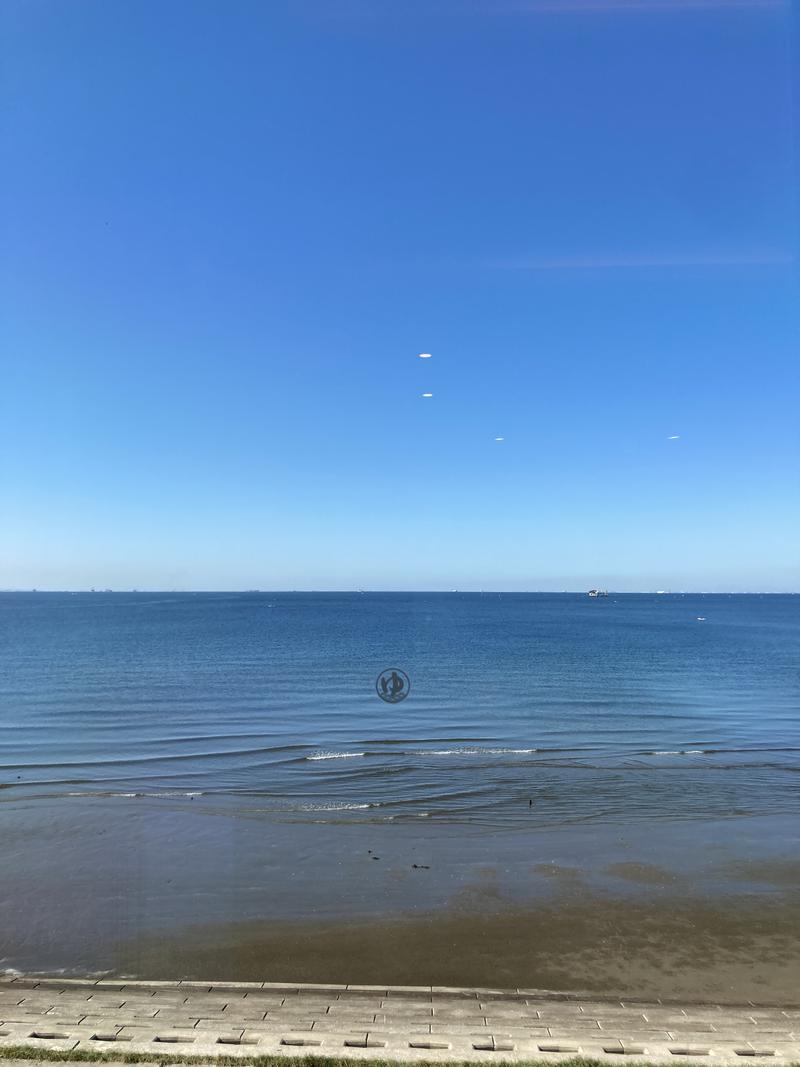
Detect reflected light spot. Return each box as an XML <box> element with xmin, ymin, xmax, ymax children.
<box><xmin>418</xmin><ymin>352</ymin><xmax>432</xmax><ymax>359</ymax></box>
<box><xmin>422</xmin><ymin>393</ymin><xmax>433</xmax><ymax>398</ymax></box>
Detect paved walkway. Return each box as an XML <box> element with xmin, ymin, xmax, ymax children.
<box><xmin>1</xmin><ymin>977</ymin><xmax>798</xmax><ymax>1064</ymax></box>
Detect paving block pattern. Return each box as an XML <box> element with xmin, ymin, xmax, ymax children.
<box><xmin>0</xmin><ymin>977</ymin><xmax>798</xmax><ymax>1064</ymax></box>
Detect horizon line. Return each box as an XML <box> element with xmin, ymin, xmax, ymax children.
<box><xmin>1</xmin><ymin>589</ymin><xmax>796</xmax><ymax>596</ymax></box>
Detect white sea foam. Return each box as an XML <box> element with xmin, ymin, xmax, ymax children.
<box><xmin>306</xmin><ymin>751</ymin><xmax>366</xmax><ymax>760</ymax></box>
<box><xmin>66</xmin><ymin>790</ymin><xmax>204</xmax><ymax>798</ymax></box>
<box><xmin>651</xmin><ymin>749</ymin><xmax>706</xmax><ymax>756</ymax></box>
<box><xmin>426</xmin><ymin>747</ymin><xmax>538</xmax><ymax>756</ymax></box>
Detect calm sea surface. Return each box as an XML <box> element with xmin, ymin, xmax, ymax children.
<box><xmin>1</xmin><ymin>591</ymin><xmax>798</xmax><ymax>827</ymax></box>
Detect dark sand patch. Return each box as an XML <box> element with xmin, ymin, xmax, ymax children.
<box><xmin>723</xmin><ymin>858</ymin><xmax>800</xmax><ymax>888</ymax></box>
<box><xmin>604</xmin><ymin>862</ymin><xmax>685</xmax><ymax>886</ymax></box>
<box><xmin>114</xmin><ymin>892</ymin><xmax>800</xmax><ymax>1004</ymax></box>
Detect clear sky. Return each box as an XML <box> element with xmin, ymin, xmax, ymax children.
<box><xmin>1</xmin><ymin>0</ymin><xmax>798</xmax><ymax>591</ymax></box>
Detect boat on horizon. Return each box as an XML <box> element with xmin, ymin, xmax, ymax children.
<box><xmin>588</xmin><ymin>589</ymin><xmax>609</xmax><ymax>597</ymax></box>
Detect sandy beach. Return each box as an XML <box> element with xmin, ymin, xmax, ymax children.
<box><xmin>113</xmin><ymin>889</ymin><xmax>800</xmax><ymax>1004</ymax></box>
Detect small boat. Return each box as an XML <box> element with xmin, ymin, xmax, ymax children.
<box><xmin>588</xmin><ymin>589</ymin><xmax>608</xmax><ymax>597</ymax></box>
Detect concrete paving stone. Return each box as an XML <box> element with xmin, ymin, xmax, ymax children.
<box><xmin>538</xmin><ymin>1042</ymin><xmax>582</xmax><ymax>1053</ymax></box>
<box><xmin>359</xmin><ymin>1023</ymin><xmax>433</xmax><ymax>1034</ymax></box>
<box><xmin>2</xmin><ymin>978</ymin><xmax>798</xmax><ymax>1063</ymax></box>
<box><xmin>266</xmin><ymin>1002</ymin><xmax>329</xmax><ymax>1013</ymax></box>
<box><xmin>409</xmin><ymin>1039</ymin><xmax>452</xmax><ymax>1049</ymax></box>
<box><xmin>0</xmin><ymin>1026</ymin><xmax>32</xmax><ymax>1039</ymax></box>
<box><xmin>431</xmin><ymin>987</ymin><xmax>480</xmax><ymax>998</ymax></box>
<box><xmin>590</xmin><ymin>1010</ymin><xmax>651</xmax><ymax>1022</ymax></box>
<box><xmin>667</xmin><ymin>1031</ymin><xmax>730</xmax><ymax>1042</ymax></box>
<box><xmin>329</xmin><ymin>998</ymin><xmax>384</xmax><ymax>1010</ymax></box>
<box><xmin>261</xmin><ymin>1019</ymin><xmax>317</xmax><ymax>1031</ymax></box>
<box><xmin>0</xmin><ymin>1014</ymin><xmax>72</xmax><ymax>1026</ymax></box>
<box><xmin>593</xmin><ymin>1030</ymin><xmax>673</xmax><ymax>1042</ymax></box>
<box><xmin>708</xmin><ymin>1015</ymin><xmax>758</xmax><ymax>1029</ymax></box>
<box><xmin>238</xmin><ymin>995</ymin><xmax>287</xmax><ymax>1007</ymax></box>
<box><xmin>380</xmin><ymin>1011</ymin><xmax>435</xmax><ymax>1023</ymax></box>
<box><xmin>321</xmin><ymin>1013</ymin><xmax>380</xmax><ymax>1024</ymax></box>
<box><xmin>208</xmin><ymin>1012</ymin><xmax>269</xmax><ymax>1022</ymax></box>
<box><xmin>37</xmin><ymin>1015</ymin><xmax>87</xmax><ymax>1026</ymax></box>
<box><xmin>388</xmin><ymin>998</ymin><xmax>436</xmax><ymax>1010</ymax></box>
<box><xmin>346</xmin><ymin>986</ymin><xmax>390</xmax><ymax>995</ymax></box>
<box><xmin>296</xmin><ymin>984</ymin><xmax>348</xmax><ymax>993</ymax></box>
<box><xmin>532</xmin><ymin>1004</ymin><xmax>587</xmax><ymax>1016</ymax></box>
<box><xmin>472</xmin><ymin>1037</ymin><xmax>516</xmax><ymax>1051</ymax></box>
<box><xmin>547</xmin><ymin>1026</ymin><xmax>605</xmax><ymax>1038</ymax></box>
<box><xmin>151</xmin><ymin>1031</ymin><xmax>199</xmax><ymax>1043</ymax></box>
<box><xmin>240</xmin><ymin>1027</ymin><xmax>287</xmax><ymax>1040</ymax></box>
<box><xmin>432</xmin><ymin>1012</ymin><xmax>487</xmax><ymax>1023</ymax></box>
<box><xmin>547</xmin><ymin>1019</ymin><xmax>603</xmax><ymax>1031</ymax></box>
<box><xmin>597</xmin><ymin>1017</ymin><xmax>668</xmax><ymax>1030</ymax></box>
<box><xmin>429</xmin><ymin>1023</ymin><xmax>490</xmax><ymax>1035</ymax></box>
<box><xmin>344</xmin><ymin>1034</ymin><xmax>388</xmax><ymax>1047</ymax></box>
<box><xmin>275</xmin><ymin>1007</ymin><xmax>332</xmax><ymax>1015</ymax></box>
<box><xmin>185</xmin><ymin>1017</ymin><xmax>253</xmax><ymax>1029</ymax></box>
<box><xmin>466</xmin><ymin>1027</ymin><xmax>550</xmax><ymax>1040</ymax></box>
<box><xmin>115</xmin><ymin>1026</ymin><xmax>164</xmax><ymax>1040</ymax></box>
<box><xmin>652</xmin><ymin>1019</ymin><xmax>718</xmax><ymax>1031</ymax></box>
<box><xmin>187</xmin><ymin>1020</ymin><xmax>249</xmax><ymax>1032</ymax></box>
<box><xmin>385</xmin><ymin>986</ymin><xmax>433</xmax><ymax>995</ymax></box>
<box><xmin>72</xmin><ymin>1014</ymin><xmax>130</xmax><ymax>1028</ymax></box>
<box><xmin>577</xmin><ymin>1003</ymin><xmax>627</xmax><ymax>1013</ymax></box>
<box><xmin>207</xmin><ymin>982</ymin><xmax>263</xmax><ymax>992</ymax></box>
<box><xmin>678</xmin><ymin>1013</ymin><xmax>726</xmax><ymax>1021</ymax></box>
<box><xmin>479</xmin><ymin>1008</ymin><xmax>540</xmax><ymax>1020</ymax></box>
<box><xmin>180</xmin><ymin>996</ymin><xmax>231</xmax><ymax>1007</ymax></box>
<box><xmin>370</xmin><ymin>1011</ymin><xmax>406</xmax><ymax>1021</ymax></box>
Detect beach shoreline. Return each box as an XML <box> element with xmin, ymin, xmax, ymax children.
<box><xmin>110</xmin><ymin>892</ymin><xmax>800</xmax><ymax>1004</ymax></box>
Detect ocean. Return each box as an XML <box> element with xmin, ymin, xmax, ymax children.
<box><xmin>1</xmin><ymin>591</ymin><xmax>798</xmax><ymax>984</ymax></box>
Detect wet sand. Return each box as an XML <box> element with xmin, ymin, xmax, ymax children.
<box><xmin>115</xmin><ymin>890</ymin><xmax>800</xmax><ymax>1004</ymax></box>
<box><xmin>4</xmin><ymin>798</ymin><xmax>799</xmax><ymax>1000</ymax></box>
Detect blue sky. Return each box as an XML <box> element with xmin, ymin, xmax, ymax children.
<box><xmin>1</xmin><ymin>0</ymin><xmax>798</xmax><ymax>591</ymax></box>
